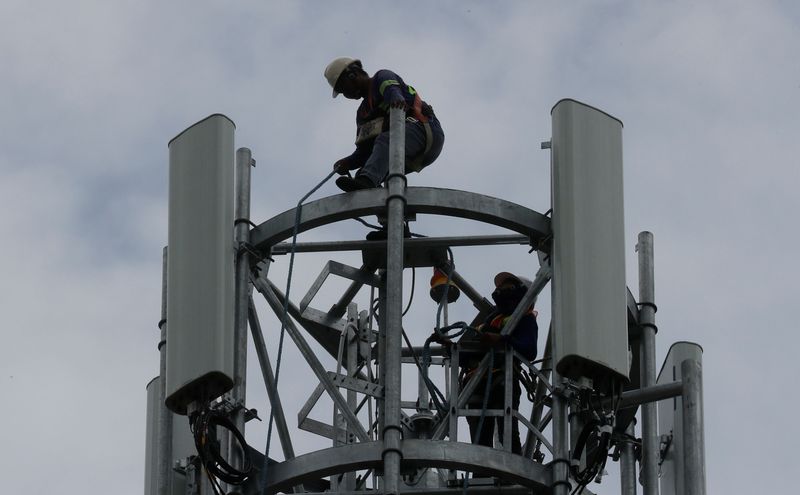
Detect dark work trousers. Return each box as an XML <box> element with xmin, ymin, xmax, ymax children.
<box><xmin>465</xmin><ymin>371</ymin><xmax>522</xmax><ymax>455</ymax></box>
<box><xmin>357</xmin><ymin>117</ymin><xmax>444</xmax><ymax>186</ymax></box>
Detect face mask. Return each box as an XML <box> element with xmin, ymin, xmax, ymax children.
<box><xmin>492</xmin><ymin>286</ymin><xmax>524</xmax><ymax>314</ymax></box>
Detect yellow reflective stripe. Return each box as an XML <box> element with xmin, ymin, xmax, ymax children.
<box><xmin>408</xmin><ymin>85</ymin><xmax>417</xmax><ymax>95</ymax></box>
<box><xmin>379</xmin><ymin>79</ymin><xmax>400</xmax><ymax>95</ymax></box>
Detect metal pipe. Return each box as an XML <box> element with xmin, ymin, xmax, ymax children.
<box><xmin>503</xmin><ymin>343</ymin><xmax>514</xmax><ymax>452</ymax></box>
<box><xmin>382</xmin><ymin>106</ymin><xmax>406</xmax><ymax>495</ymax></box>
<box><xmin>523</xmin><ymin>325</ymin><xmax>551</xmax><ymax>458</ymax></box>
<box><xmin>681</xmin><ymin>359</ymin><xmax>706</xmax><ymax>495</ymax></box>
<box><xmin>616</xmin><ymin>381</ymin><xmax>682</xmax><ymax>409</ymax></box>
<box><xmin>637</xmin><ymin>231</ymin><xmax>659</xmax><ymax>495</ymax></box>
<box><xmin>620</xmin><ymin>419</ymin><xmax>638</xmax><ymax>495</ymax></box>
<box><xmin>377</xmin><ymin>272</ymin><xmax>388</xmax><ymax>441</ymax></box>
<box><xmin>438</xmin><ymin>263</ymin><xmax>494</xmax><ymax>314</ymax></box>
<box><xmin>230</xmin><ymin>147</ymin><xmax>254</xmax><ymax>483</ymax></box>
<box><xmin>551</xmin><ymin>374</ymin><xmax>570</xmax><ymax>495</ymax></box>
<box><xmin>157</xmin><ymin>247</ymin><xmax>173</xmax><ymax>495</ymax></box>
<box><xmin>329</xmin><ymin>263</ymin><xmax>377</xmax><ymax>318</ymax></box>
<box><xmin>343</xmin><ymin>304</ymin><xmax>359</xmax><ymax>490</ymax></box>
<box><xmin>270</xmin><ymin>234</ymin><xmax>529</xmax><ymax>255</ymax></box>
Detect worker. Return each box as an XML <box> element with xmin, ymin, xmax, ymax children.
<box><xmin>324</xmin><ymin>57</ymin><xmax>445</xmax><ymax>192</ymax></box>
<box><xmin>435</xmin><ymin>272</ymin><xmax>538</xmax><ymax>454</ymax></box>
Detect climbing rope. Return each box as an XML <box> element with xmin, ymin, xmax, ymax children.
<box><xmin>259</xmin><ymin>169</ymin><xmax>337</xmax><ymax>494</ymax></box>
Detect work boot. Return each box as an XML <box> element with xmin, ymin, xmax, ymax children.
<box><xmin>336</xmin><ymin>175</ymin><xmax>375</xmax><ymax>192</ymax></box>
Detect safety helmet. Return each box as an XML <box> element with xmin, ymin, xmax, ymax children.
<box><xmin>324</xmin><ymin>57</ymin><xmax>361</xmax><ymax>98</ymax></box>
<box><xmin>494</xmin><ymin>271</ymin><xmax>532</xmax><ymax>290</ymax></box>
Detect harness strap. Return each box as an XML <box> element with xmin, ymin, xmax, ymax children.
<box><xmin>402</xmin><ymin>91</ymin><xmax>433</xmax><ymax>173</ymax></box>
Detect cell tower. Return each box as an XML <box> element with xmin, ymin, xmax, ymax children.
<box><xmin>144</xmin><ymin>100</ymin><xmax>706</xmax><ymax>495</ymax></box>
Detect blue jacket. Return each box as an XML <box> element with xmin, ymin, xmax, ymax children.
<box><xmin>344</xmin><ymin>69</ymin><xmax>434</xmax><ymax>169</ymax></box>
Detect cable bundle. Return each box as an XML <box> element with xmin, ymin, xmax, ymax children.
<box><xmin>190</xmin><ymin>406</ymin><xmax>252</xmax><ymax>494</ymax></box>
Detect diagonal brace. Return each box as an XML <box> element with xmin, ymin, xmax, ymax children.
<box><xmin>253</xmin><ymin>274</ymin><xmax>369</xmax><ymax>442</ymax></box>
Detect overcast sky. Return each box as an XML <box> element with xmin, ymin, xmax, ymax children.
<box><xmin>1</xmin><ymin>1</ymin><xmax>798</xmax><ymax>494</ymax></box>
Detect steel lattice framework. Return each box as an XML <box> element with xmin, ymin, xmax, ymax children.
<box><xmin>146</xmin><ymin>106</ymin><xmax>706</xmax><ymax>495</ymax></box>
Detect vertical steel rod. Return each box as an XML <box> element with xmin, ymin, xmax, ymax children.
<box><xmin>343</xmin><ymin>304</ymin><xmax>359</xmax><ymax>491</ymax></box>
<box><xmin>621</xmin><ymin>419</ymin><xmax>638</xmax><ymax>495</ymax></box>
<box><xmin>523</xmin><ymin>326</ymin><xmax>551</xmax><ymax>458</ymax></box>
<box><xmin>681</xmin><ymin>359</ymin><xmax>706</xmax><ymax>495</ymax></box>
<box><xmin>382</xmin><ymin>106</ymin><xmax>406</xmax><ymax>495</ymax></box>
<box><xmin>448</xmin><ymin>341</ymin><xmax>460</xmax><ymax>482</ymax></box>
<box><xmin>377</xmin><ymin>272</ymin><xmax>388</xmax><ymax>441</ymax></box>
<box><xmin>230</xmin><ymin>148</ymin><xmax>254</xmax><ymax>479</ymax></box>
<box><xmin>637</xmin><ymin>231</ymin><xmax>659</xmax><ymax>495</ymax></box>
<box><xmin>157</xmin><ymin>247</ymin><xmax>173</xmax><ymax>495</ymax></box>
<box><xmin>550</xmin><ymin>269</ymin><xmax>570</xmax><ymax>495</ymax></box>
<box><xmin>503</xmin><ymin>344</ymin><xmax>513</xmax><ymax>452</ymax></box>
<box><xmin>551</xmin><ymin>373</ymin><xmax>570</xmax><ymax>495</ymax></box>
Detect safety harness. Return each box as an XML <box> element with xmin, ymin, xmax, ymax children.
<box><xmin>355</xmin><ymin>79</ymin><xmax>436</xmax><ymax>173</ymax></box>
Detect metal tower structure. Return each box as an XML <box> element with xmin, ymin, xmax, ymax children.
<box><xmin>144</xmin><ymin>101</ymin><xmax>707</xmax><ymax>495</ymax></box>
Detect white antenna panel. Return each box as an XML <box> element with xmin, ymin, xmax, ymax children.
<box><xmin>551</xmin><ymin>99</ymin><xmax>629</xmax><ymax>385</ymax></box>
<box><xmin>165</xmin><ymin>114</ymin><xmax>236</xmax><ymax>414</ymax></box>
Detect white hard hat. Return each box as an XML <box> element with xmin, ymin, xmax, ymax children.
<box><xmin>494</xmin><ymin>272</ymin><xmax>532</xmax><ymax>289</ymax></box>
<box><xmin>324</xmin><ymin>57</ymin><xmax>361</xmax><ymax>98</ymax></box>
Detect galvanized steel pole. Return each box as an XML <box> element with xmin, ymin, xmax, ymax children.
<box><xmin>382</xmin><ymin>107</ymin><xmax>406</xmax><ymax>495</ymax></box>
<box><xmin>621</xmin><ymin>420</ymin><xmax>638</xmax><ymax>495</ymax></box>
<box><xmin>637</xmin><ymin>231</ymin><xmax>659</xmax><ymax>495</ymax></box>
<box><xmin>157</xmin><ymin>247</ymin><xmax>172</xmax><ymax>495</ymax></box>
<box><xmin>551</xmin><ymin>374</ymin><xmax>571</xmax><ymax>495</ymax></box>
<box><xmin>681</xmin><ymin>359</ymin><xmax>706</xmax><ymax>495</ymax></box>
<box><xmin>230</xmin><ymin>148</ymin><xmax>254</xmax><ymax>480</ymax></box>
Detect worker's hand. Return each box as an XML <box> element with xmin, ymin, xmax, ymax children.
<box><xmin>389</xmin><ymin>99</ymin><xmax>407</xmax><ymax>111</ymax></box>
<box><xmin>333</xmin><ymin>159</ymin><xmax>350</xmax><ymax>175</ymax></box>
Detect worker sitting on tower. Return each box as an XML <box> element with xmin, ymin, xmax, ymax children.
<box><xmin>433</xmin><ymin>272</ymin><xmax>538</xmax><ymax>454</ymax></box>
<box><xmin>324</xmin><ymin>57</ymin><xmax>445</xmax><ymax>192</ymax></box>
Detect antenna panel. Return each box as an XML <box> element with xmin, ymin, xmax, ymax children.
<box><xmin>551</xmin><ymin>99</ymin><xmax>629</xmax><ymax>384</ymax></box>
<box><xmin>144</xmin><ymin>377</ymin><xmax>160</xmax><ymax>495</ymax></box>
<box><xmin>165</xmin><ymin>114</ymin><xmax>236</xmax><ymax>414</ymax></box>
<box><xmin>658</xmin><ymin>341</ymin><xmax>704</xmax><ymax>495</ymax></box>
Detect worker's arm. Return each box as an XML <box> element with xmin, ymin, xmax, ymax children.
<box><xmin>374</xmin><ymin>70</ymin><xmax>407</xmax><ymax>110</ymax></box>
<box><xmin>334</xmin><ymin>142</ymin><xmax>372</xmax><ymax>174</ymax></box>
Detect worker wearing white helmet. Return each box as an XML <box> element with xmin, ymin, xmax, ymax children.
<box><xmin>323</xmin><ymin>57</ymin><xmax>445</xmax><ymax>192</ymax></box>
<box><xmin>433</xmin><ymin>271</ymin><xmax>538</xmax><ymax>455</ymax></box>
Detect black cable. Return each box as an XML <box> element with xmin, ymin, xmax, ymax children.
<box><xmin>402</xmin><ymin>267</ymin><xmax>415</xmax><ymax>317</ymax></box>
<box><xmin>353</xmin><ymin>217</ymin><xmax>383</xmax><ymax>231</ymax></box>
<box><xmin>190</xmin><ymin>407</ymin><xmax>253</xmax><ymax>489</ymax></box>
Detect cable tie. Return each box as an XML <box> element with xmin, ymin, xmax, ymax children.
<box><xmin>234</xmin><ymin>217</ymin><xmax>258</xmax><ymax>228</ymax></box>
<box><xmin>637</xmin><ymin>301</ymin><xmax>658</xmax><ymax>312</ymax></box>
<box><xmin>385</xmin><ymin>172</ymin><xmax>408</xmax><ymax>184</ymax></box>
<box><xmin>639</xmin><ymin>322</ymin><xmax>659</xmax><ymax>333</ymax></box>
